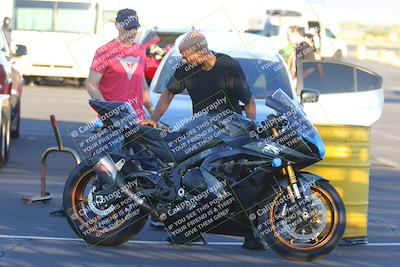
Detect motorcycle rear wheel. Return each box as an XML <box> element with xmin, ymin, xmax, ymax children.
<box><xmin>63</xmin><ymin>162</ymin><xmax>149</xmax><ymax>246</ymax></box>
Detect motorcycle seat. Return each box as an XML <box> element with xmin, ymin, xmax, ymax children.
<box><xmin>134</xmin><ymin>125</ymin><xmax>184</xmax><ymax>142</ymax></box>
<box><xmin>131</xmin><ymin>123</ymin><xmax>220</xmax><ymax>162</ymax></box>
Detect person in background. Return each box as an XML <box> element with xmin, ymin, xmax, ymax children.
<box><xmin>304</xmin><ymin>32</ymin><xmax>321</xmax><ymax>60</ymax></box>
<box><xmin>286</xmin><ymin>25</ymin><xmax>316</xmax><ymax>91</ymax></box>
<box><xmin>279</xmin><ymin>43</ymin><xmax>295</xmax><ymax>65</ymax></box>
<box><xmin>309</xmin><ymin>27</ymin><xmax>322</xmax><ymax>57</ymax></box>
<box><xmin>2</xmin><ymin>17</ymin><xmax>12</xmax><ymax>47</ymax></box>
<box><xmin>149</xmin><ymin>44</ymin><xmax>165</xmax><ymax>60</ymax></box>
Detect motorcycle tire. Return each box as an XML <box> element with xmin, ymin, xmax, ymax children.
<box><xmin>263</xmin><ymin>180</ymin><xmax>346</xmax><ymax>261</ymax></box>
<box><xmin>63</xmin><ymin>161</ymin><xmax>149</xmax><ymax>246</ymax></box>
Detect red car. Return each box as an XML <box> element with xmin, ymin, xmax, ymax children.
<box><xmin>141</xmin><ymin>29</ymin><xmax>185</xmax><ymax>83</ymax></box>
<box><xmin>0</xmin><ymin>28</ymin><xmax>26</xmax><ymax>168</ymax></box>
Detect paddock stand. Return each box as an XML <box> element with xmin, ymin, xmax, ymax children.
<box><xmin>22</xmin><ymin>114</ymin><xmax>81</xmax><ymax>204</ymax></box>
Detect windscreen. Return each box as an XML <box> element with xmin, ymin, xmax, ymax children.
<box><xmin>265</xmin><ymin>89</ymin><xmax>325</xmax><ymax>158</ymax></box>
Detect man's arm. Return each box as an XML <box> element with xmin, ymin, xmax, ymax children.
<box><xmin>147</xmin><ymin>68</ymin><xmax>183</xmax><ymax>127</ymax></box>
<box><xmin>150</xmin><ymin>89</ymin><xmax>175</xmax><ymax>123</ymax></box>
<box><xmin>142</xmin><ymin>76</ymin><xmax>154</xmax><ymax>113</ymax></box>
<box><xmin>87</xmin><ymin>70</ymin><xmax>104</xmax><ymax>100</ymax></box>
<box><xmin>231</xmin><ymin>59</ymin><xmax>256</xmax><ymax>120</ymax></box>
<box><xmin>244</xmin><ymin>96</ymin><xmax>256</xmax><ymax>120</ymax></box>
<box><xmin>287</xmin><ymin>51</ymin><xmax>296</xmax><ymax>79</ymax></box>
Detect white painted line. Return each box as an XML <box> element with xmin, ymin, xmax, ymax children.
<box><xmin>0</xmin><ymin>234</ymin><xmax>399</xmax><ymax>247</ymax></box>
<box><xmin>364</xmin><ymin>243</ymin><xmax>400</xmax><ymax>247</ymax></box>
<box><xmin>0</xmin><ymin>234</ymin><xmax>241</xmax><ymax>246</ymax></box>
<box><xmin>373</xmin><ymin>129</ymin><xmax>400</xmax><ymax>141</ymax></box>
<box><xmin>373</xmin><ymin>157</ymin><xmax>400</xmax><ymax>169</ymax></box>
<box><xmin>21</xmin><ymin>131</ymin><xmax>91</xmax><ymax>138</ymax></box>
<box><xmin>0</xmin><ymin>234</ymin><xmax>82</xmax><ymax>242</ymax></box>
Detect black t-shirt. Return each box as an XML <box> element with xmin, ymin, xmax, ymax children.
<box><xmin>296</xmin><ymin>41</ymin><xmax>316</xmax><ymax>61</ymax></box>
<box><xmin>295</xmin><ymin>41</ymin><xmax>316</xmax><ymax>94</ymax></box>
<box><xmin>167</xmin><ymin>52</ymin><xmax>252</xmax><ymax>114</ymax></box>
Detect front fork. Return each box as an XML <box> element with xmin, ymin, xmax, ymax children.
<box><xmin>272</xmin><ymin>128</ymin><xmax>301</xmax><ymax>203</ymax></box>
<box><xmin>282</xmin><ymin>164</ymin><xmax>302</xmax><ymax>203</ymax></box>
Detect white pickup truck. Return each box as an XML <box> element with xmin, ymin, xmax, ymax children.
<box><xmin>250</xmin><ymin>9</ymin><xmax>348</xmax><ymax>60</ymax></box>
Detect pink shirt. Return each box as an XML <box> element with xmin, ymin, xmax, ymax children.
<box><xmin>90</xmin><ymin>40</ymin><xmax>146</xmax><ymax>120</ymax></box>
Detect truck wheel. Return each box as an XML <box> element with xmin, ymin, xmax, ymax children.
<box><xmin>0</xmin><ymin>115</ymin><xmax>11</xmax><ymax>168</ymax></box>
<box><xmin>78</xmin><ymin>78</ymin><xmax>87</xmax><ymax>88</ymax></box>
<box><xmin>11</xmin><ymin>102</ymin><xmax>21</xmax><ymax>138</ymax></box>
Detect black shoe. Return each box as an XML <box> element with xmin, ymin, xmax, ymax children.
<box><xmin>242</xmin><ymin>235</ymin><xmax>266</xmax><ymax>251</ymax></box>
<box><xmin>149</xmin><ymin>219</ymin><xmax>165</xmax><ymax>229</ymax></box>
<box><xmin>149</xmin><ymin>213</ymin><xmax>165</xmax><ymax>230</ymax></box>
<box><xmin>166</xmin><ymin>234</ymin><xmax>204</xmax><ymax>245</ymax></box>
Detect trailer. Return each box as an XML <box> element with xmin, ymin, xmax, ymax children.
<box><xmin>11</xmin><ymin>0</ymin><xmax>109</xmax><ymax>83</ymax></box>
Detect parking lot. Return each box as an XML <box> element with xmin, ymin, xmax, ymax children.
<box><xmin>0</xmin><ymin>54</ymin><xmax>399</xmax><ymax>266</ymax></box>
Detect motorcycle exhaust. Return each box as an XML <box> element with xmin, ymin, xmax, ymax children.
<box><xmin>93</xmin><ymin>155</ymin><xmax>153</xmax><ymax>213</ymax></box>
<box><xmin>93</xmin><ymin>154</ymin><xmax>125</xmax><ymax>185</ymax></box>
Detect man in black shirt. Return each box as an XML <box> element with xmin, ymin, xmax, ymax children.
<box><xmin>149</xmin><ymin>32</ymin><xmax>263</xmax><ymax>250</ymax></box>
<box><xmin>166</xmin><ymin>50</ymin><xmax>254</xmax><ymax>115</ymax></box>
<box><xmin>149</xmin><ymin>32</ymin><xmax>256</xmax><ymax>125</ymax></box>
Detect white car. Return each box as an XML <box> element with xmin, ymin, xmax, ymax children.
<box><xmin>298</xmin><ymin>60</ymin><xmax>384</xmax><ymax>126</ymax></box>
<box><xmin>150</xmin><ymin>31</ymin><xmax>296</xmax><ymax>125</ymax></box>
<box><xmin>149</xmin><ymin>31</ymin><xmax>383</xmax><ymax>127</ymax></box>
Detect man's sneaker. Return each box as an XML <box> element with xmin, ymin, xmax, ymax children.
<box><xmin>149</xmin><ymin>219</ymin><xmax>165</xmax><ymax>229</ymax></box>
<box><xmin>149</xmin><ymin>212</ymin><xmax>165</xmax><ymax>230</ymax></box>
<box><xmin>242</xmin><ymin>235</ymin><xmax>266</xmax><ymax>250</ymax></box>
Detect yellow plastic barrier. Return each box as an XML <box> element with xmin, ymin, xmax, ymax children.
<box><xmin>305</xmin><ymin>124</ymin><xmax>371</xmax><ymax>241</ymax></box>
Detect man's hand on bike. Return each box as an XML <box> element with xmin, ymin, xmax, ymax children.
<box><xmin>140</xmin><ymin>119</ymin><xmax>158</xmax><ymax>128</ymax></box>
<box><xmin>158</xmin><ymin>122</ymin><xmax>169</xmax><ymax>130</ymax></box>
<box><xmin>140</xmin><ymin>119</ymin><xmax>169</xmax><ymax>131</ymax></box>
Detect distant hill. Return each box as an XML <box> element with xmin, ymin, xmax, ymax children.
<box><xmin>339</xmin><ymin>23</ymin><xmax>400</xmax><ymax>48</ymax></box>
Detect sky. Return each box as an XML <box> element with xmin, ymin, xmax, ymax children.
<box><xmin>1</xmin><ymin>0</ymin><xmax>399</xmax><ymax>29</ymax></box>
<box><xmin>318</xmin><ymin>0</ymin><xmax>400</xmax><ymax>25</ymax></box>
<box><xmin>107</xmin><ymin>0</ymin><xmax>400</xmax><ymax>29</ymax></box>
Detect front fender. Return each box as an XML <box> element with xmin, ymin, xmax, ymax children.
<box><xmin>297</xmin><ymin>171</ymin><xmax>329</xmax><ymax>184</ymax></box>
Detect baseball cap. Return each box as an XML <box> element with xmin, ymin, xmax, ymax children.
<box><xmin>116</xmin><ymin>8</ymin><xmax>140</xmax><ymax>30</ymax></box>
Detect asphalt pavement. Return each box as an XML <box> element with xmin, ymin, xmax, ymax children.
<box><xmin>0</xmin><ymin>56</ymin><xmax>399</xmax><ymax>267</ymax></box>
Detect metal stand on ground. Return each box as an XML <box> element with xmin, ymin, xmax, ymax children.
<box><xmin>22</xmin><ymin>114</ymin><xmax>81</xmax><ymax>204</ymax></box>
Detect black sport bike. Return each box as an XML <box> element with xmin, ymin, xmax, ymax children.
<box><xmin>63</xmin><ymin>89</ymin><xmax>345</xmax><ymax>261</ymax></box>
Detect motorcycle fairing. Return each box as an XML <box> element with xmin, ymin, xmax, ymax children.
<box><xmin>265</xmin><ymin>89</ymin><xmax>326</xmax><ymax>159</ymax></box>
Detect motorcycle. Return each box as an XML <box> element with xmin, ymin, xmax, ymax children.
<box><xmin>63</xmin><ymin>89</ymin><xmax>345</xmax><ymax>261</ymax></box>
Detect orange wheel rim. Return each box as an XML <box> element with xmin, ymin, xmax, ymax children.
<box><xmin>268</xmin><ymin>186</ymin><xmax>339</xmax><ymax>251</ymax></box>
<box><xmin>69</xmin><ymin>170</ymin><xmax>121</xmax><ymax>236</ymax></box>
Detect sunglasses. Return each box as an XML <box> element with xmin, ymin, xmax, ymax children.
<box><xmin>123</xmin><ymin>26</ymin><xmax>139</xmax><ymax>31</ymax></box>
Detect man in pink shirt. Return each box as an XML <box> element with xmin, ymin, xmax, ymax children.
<box><xmin>87</xmin><ymin>8</ymin><xmax>163</xmax><ymax>227</ymax></box>
<box><xmin>87</xmin><ymin>8</ymin><xmax>153</xmax><ymax>121</ymax></box>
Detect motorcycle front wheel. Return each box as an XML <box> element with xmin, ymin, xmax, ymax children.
<box><xmin>63</xmin><ymin>162</ymin><xmax>149</xmax><ymax>246</ymax></box>
<box><xmin>262</xmin><ymin>180</ymin><xmax>346</xmax><ymax>261</ymax></box>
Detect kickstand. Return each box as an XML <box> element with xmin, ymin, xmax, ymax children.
<box><xmin>199</xmin><ymin>233</ymin><xmax>207</xmax><ymax>245</ymax></box>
